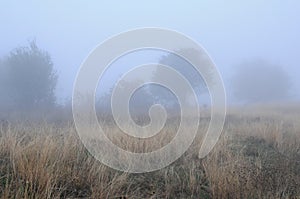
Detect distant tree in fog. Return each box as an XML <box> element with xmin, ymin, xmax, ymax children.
<box><xmin>96</xmin><ymin>79</ymin><xmax>155</xmax><ymax>118</ymax></box>
<box><xmin>232</xmin><ymin>59</ymin><xmax>291</xmax><ymax>103</ymax></box>
<box><xmin>0</xmin><ymin>41</ymin><xmax>57</xmax><ymax>110</ymax></box>
<box><xmin>151</xmin><ymin>48</ymin><xmax>213</xmax><ymax>106</ymax></box>
<box><xmin>96</xmin><ymin>48</ymin><xmax>214</xmax><ymax>118</ymax></box>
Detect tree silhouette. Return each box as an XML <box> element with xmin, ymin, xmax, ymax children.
<box><xmin>0</xmin><ymin>41</ymin><xmax>57</xmax><ymax>110</ymax></box>
<box><xmin>232</xmin><ymin>59</ymin><xmax>291</xmax><ymax>103</ymax></box>
<box><xmin>150</xmin><ymin>48</ymin><xmax>213</xmax><ymax>106</ymax></box>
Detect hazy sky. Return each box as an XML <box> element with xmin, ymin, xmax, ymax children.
<box><xmin>1</xmin><ymin>1</ymin><xmax>299</xmax><ymax>102</ymax></box>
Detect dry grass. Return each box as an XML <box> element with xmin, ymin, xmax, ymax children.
<box><xmin>0</xmin><ymin>105</ymin><xmax>299</xmax><ymax>198</ymax></box>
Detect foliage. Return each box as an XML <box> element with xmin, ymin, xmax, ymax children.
<box><xmin>232</xmin><ymin>59</ymin><xmax>291</xmax><ymax>103</ymax></box>
<box><xmin>0</xmin><ymin>41</ymin><xmax>57</xmax><ymax>111</ymax></box>
<box><xmin>150</xmin><ymin>48</ymin><xmax>213</xmax><ymax>106</ymax></box>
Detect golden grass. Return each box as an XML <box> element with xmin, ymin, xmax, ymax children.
<box><xmin>0</xmin><ymin>105</ymin><xmax>299</xmax><ymax>198</ymax></box>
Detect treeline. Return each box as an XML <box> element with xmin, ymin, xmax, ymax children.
<box><xmin>0</xmin><ymin>41</ymin><xmax>294</xmax><ymax>120</ymax></box>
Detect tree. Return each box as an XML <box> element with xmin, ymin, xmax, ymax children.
<box><xmin>150</xmin><ymin>48</ymin><xmax>213</xmax><ymax>106</ymax></box>
<box><xmin>0</xmin><ymin>41</ymin><xmax>58</xmax><ymax>110</ymax></box>
<box><xmin>96</xmin><ymin>48</ymin><xmax>213</xmax><ymax>120</ymax></box>
<box><xmin>96</xmin><ymin>79</ymin><xmax>157</xmax><ymax>125</ymax></box>
<box><xmin>231</xmin><ymin>59</ymin><xmax>291</xmax><ymax>103</ymax></box>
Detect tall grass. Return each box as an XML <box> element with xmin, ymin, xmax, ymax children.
<box><xmin>0</xmin><ymin>105</ymin><xmax>299</xmax><ymax>198</ymax></box>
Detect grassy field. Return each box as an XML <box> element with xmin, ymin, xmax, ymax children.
<box><xmin>0</xmin><ymin>105</ymin><xmax>299</xmax><ymax>198</ymax></box>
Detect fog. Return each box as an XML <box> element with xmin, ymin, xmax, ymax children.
<box><xmin>0</xmin><ymin>1</ymin><xmax>300</xmax><ymax>113</ymax></box>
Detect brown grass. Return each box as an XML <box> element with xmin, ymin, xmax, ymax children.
<box><xmin>0</xmin><ymin>105</ymin><xmax>299</xmax><ymax>198</ymax></box>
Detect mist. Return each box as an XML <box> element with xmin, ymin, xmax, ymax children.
<box><xmin>1</xmin><ymin>2</ymin><xmax>300</xmax><ymax>197</ymax></box>
<box><xmin>0</xmin><ymin>1</ymin><xmax>300</xmax><ymax>116</ymax></box>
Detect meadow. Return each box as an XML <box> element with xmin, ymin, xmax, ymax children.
<box><xmin>0</xmin><ymin>104</ymin><xmax>299</xmax><ymax>198</ymax></box>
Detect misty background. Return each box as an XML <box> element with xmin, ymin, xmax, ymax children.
<box><xmin>0</xmin><ymin>1</ymin><xmax>299</xmax><ymax>119</ymax></box>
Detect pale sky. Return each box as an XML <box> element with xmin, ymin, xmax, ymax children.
<box><xmin>1</xmin><ymin>1</ymin><xmax>299</xmax><ymax>102</ymax></box>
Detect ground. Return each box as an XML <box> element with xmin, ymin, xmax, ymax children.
<box><xmin>0</xmin><ymin>105</ymin><xmax>299</xmax><ymax>198</ymax></box>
